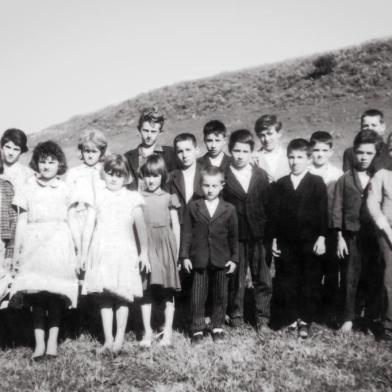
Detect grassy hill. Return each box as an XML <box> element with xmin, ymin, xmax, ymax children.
<box><xmin>30</xmin><ymin>37</ymin><xmax>392</xmax><ymax>166</ymax></box>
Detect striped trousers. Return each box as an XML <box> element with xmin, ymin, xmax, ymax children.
<box><xmin>227</xmin><ymin>238</ymin><xmax>272</xmax><ymax>322</ymax></box>
<box><xmin>191</xmin><ymin>268</ymin><xmax>228</xmax><ymax>333</ymax></box>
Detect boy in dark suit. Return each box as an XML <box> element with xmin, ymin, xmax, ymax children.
<box><xmin>197</xmin><ymin>120</ymin><xmax>231</xmax><ymax>172</ymax></box>
<box><xmin>271</xmin><ymin>138</ymin><xmax>328</xmax><ymax>338</ymax></box>
<box><xmin>222</xmin><ymin>129</ymin><xmax>272</xmax><ymax>332</ymax></box>
<box><xmin>343</xmin><ymin>109</ymin><xmax>392</xmax><ymax>172</ymax></box>
<box><xmin>180</xmin><ymin>166</ymin><xmax>238</xmax><ymax>344</ymax></box>
<box><xmin>124</xmin><ymin>107</ymin><xmax>178</xmax><ymax>189</ymax></box>
<box><xmin>333</xmin><ymin>129</ymin><xmax>383</xmax><ymax>335</ymax></box>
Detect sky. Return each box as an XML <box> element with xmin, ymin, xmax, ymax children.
<box><xmin>1</xmin><ymin>0</ymin><xmax>392</xmax><ymax>133</ymax></box>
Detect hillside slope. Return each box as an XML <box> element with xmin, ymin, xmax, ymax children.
<box><xmin>31</xmin><ymin>38</ymin><xmax>392</xmax><ymax>165</ymax></box>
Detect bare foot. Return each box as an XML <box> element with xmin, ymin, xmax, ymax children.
<box><xmin>340</xmin><ymin>321</ymin><xmax>353</xmax><ymax>334</ymax></box>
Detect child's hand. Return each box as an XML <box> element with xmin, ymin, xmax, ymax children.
<box><xmin>337</xmin><ymin>236</ymin><xmax>349</xmax><ymax>259</ymax></box>
<box><xmin>139</xmin><ymin>253</ymin><xmax>151</xmax><ymax>274</ymax></box>
<box><xmin>183</xmin><ymin>258</ymin><xmax>193</xmax><ymax>273</ymax></box>
<box><xmin>225</xmin><ymin>261</ymin><xmax>236</xmax><ymax>274</ymax></box>
<box><xmin>272</xmin><ymin>238</ymin><xmax>281</xmax><ymax>258</ymax></box>
<box><xmin>313</xmin><ymin>236</ymin><xmax>326</xmax><ymax>256</ymax></box>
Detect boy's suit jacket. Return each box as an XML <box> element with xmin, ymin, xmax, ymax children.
<box><xmin>222</xmin><ymin>166</ymin><xmax>270</xmax><ymax>240</ymax></box>
<box><xmin>271</xmin><ymin>172</ymin><xmax>328</xmax><ymax>244</ymax></box>
<box><xmin>332</xmin><ymin>169</ymin><xmax>374</xmax><ymax>233</ymax></box>
<box><xmin>197</xmin><ymin>153</ymin><xmax>231</xmax><ymax>172</ymax></box>
<box><xmin>342</xmin><ymin>143</ymin><xmax>392</xmax><ymax>172</ymax></box>
<box><xmin>124</xmin><ymin>145</ymin><xmax>179</xmax><ymax>187</ymax></box>
<box><xmin>167</xmin><ymin>162</ymin><xmax>204</xmax><ymax>224</ymax></box>
<box><xmin>179</xmin><ymin>198</ymin><xmax>239</xmax><ymax>269</ymax></box>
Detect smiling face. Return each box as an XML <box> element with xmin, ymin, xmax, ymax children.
<box><xmin>139</xmin><ymin>121</ymin><xmax>162</xmax><ymax>148</ymax></box>
<box><xmin>175</xmin><ymin>140</ymin><xmax>198</xmax><ymax>169</ymax></box>
<box><xmin>103</xmin><ymin>171</ymin><xmax>126</xmax><ymax>191</ymax></box>
<box><xmin>204</xmin><ymin>133</ymin><xmax>226</xmax><ymax>158</ymax></box>
<box><xmin>354</xmin><ymin>143</ymin><xmax>377</xmax><ymax>171</ymax></box>
<box><xmin>2</xmin><ymin>141</ymin><xmax>22</xmax><ymax>165</ymax></box>
<box><xmin>288</xmin><ymin>149</ymin><xmax>311</xmax><ymax>175</ymax></box>
<box><xmin>230</xmin><ymin>142</ymin><xmax>252</xmax><ymax>169</ymax></box>
<box><xmin>257</xmin><ymin>126</ymin><xmax>281</xmax><ymax>152</ymax></box>
<box><xmin>311</xmin><ymin>142</ymin><xmax>333</xmax><ymax>168</ymax></box>
<box><xmin>81</xmin><ymin>143</ymin><xmax>101</xmax><ymax>167</ymax></box>
<box><xmin>201</xmin><ymin>173</ymin><xmax>224</xmax><ymax>201</ymax></box>
<box><xmin>38</xmin><ymin>156</ymin><xmax>59</xmax><ymax>180</ymax></box>
<box><xmin>361</xmin><ymin>115</ymin><xmax>386</xmax><ymax>136</ymax></box>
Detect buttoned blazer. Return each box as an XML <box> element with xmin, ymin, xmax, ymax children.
<box><xmin>179</xmin><ymin>198</ymin><xmax>239</xmax><ymax>269</ymax></box>
<box><xmin>271</xmin><ymin>172</ymin><xmax>328</xmax><ymax>244</ymax></box>
<box><xmin>222</xmin><ymin>166</ymin><xmax>270</xmax><ymax>240</ymax></box>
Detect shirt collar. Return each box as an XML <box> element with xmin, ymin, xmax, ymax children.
<box><xmin>35</xmin><ymin>174</ymin><xmax>61</xmax><ymax>188</ymax></box>
<box><xmin>230</xmin><ymin>163</ymin><xmax>253</xmax><ymax>174</ymax></box>
<box><xmin>138</xmin><ymin>144</ymin><xmax>163</xmax><ymax>156</ymax></box>
<box><xmin>290</xmin><ymin>170</ymin><xmax>308</xmax><ymax>182</ymax></box>
<box><xmin>141</xmin><ymin>188</ymin><xmax>165</xmax><ymax>197</ymax></box>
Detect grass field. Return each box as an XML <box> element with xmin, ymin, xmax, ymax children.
<box><xmin>0</xmin><ymin>317</ymin><xmax>391</xmax><ymax>392</ymax></box>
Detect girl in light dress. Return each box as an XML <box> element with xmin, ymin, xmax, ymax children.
<box><xmin>139</xmin><ymin>155</ymin><xmax>181</xmax><ymax>347</ymax></box>
<box><xmin>66</xmin><ymin>128</ymin><xmax>108</xmax><ymax>251</ymax></box>
<box><xmin>10</xmin><ymin>141</ymin><xmax>79</xmax><ymax>360</ymax></box>
<box><xmin>79</xmin><ymin>154</ymin><xmax>150</xmax><ymax>354</ymax></box>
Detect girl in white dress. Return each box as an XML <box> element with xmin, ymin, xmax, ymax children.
<box><xmin>79</xmin><ymin>154</ymin><xmax>150</xmax><ymax>354</ymax></box>
<box><xmin>10</xmin><ymin>141</ymin><xmax>78</xmax><ymax>360</ymax></box>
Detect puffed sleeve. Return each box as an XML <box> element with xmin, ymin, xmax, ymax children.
<box><xmin>169</xmin><ymin>193</ymin><xmax>181</xmax><ymax>209</ymax></box>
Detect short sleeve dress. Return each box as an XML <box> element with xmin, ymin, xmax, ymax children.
<box><xmin>141</xmin><ymin>190</ymin><xmax>181</xmax><ymax>291</ymax></box>
<box><xmin>10</xmin><ymin>176</ymin><xmax>78</xmax><ymax>308</ymax></box>
<box><xmin>82</xmin><ymin>185</ymin><xmax>144</xmax><ymax>303</ymax></box>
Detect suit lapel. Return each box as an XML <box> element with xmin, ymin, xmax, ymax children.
<box><xmin>225</xmin><ymin>168</ymin><xmax>247</xmax><ymax>199</ymax></box>
<box><xmin>127</xmin><ymin>150</ymin><xmax>139</xmax><ymax>178</ymax></box>
<box><xmin>352</xmin><ymin>169</ymin><xmax>364</xmax><ymax>193</ymax></box>
<box><xmin>195</xmin><ymin>199</ymin><xmax>211</xmax><ymax>223</ymax></box>
<box><xmin>210</xmin><ymin>200</ymin><xmax>227</xmax><ymax>223</ymax></box>
<box><xmin>172</xmin><ymin>170</ymin><xmax>186</xmax><ymax>203</ymax></box>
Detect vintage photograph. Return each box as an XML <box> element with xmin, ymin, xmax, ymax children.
<box><xmin>0</xmin><ymin>1</ymin><xmax>392</xmax><ymax>391</ymax></box>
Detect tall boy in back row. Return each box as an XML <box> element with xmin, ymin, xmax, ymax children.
<box><xmin>223</xmin><ymin>129</ymin><xmax>272</xmax><ymax>331</ymax></box>
<box><xmin>272</xmin><ymin>139</ymin><xmax>328</xmax><ymax>338</ymax></box>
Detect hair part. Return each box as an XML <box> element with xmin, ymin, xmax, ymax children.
<box><xmin>77</xmin><ymin>127</ymin><xmax>108</xmax><ymax>160</ymax></box>
<box><xmin>228</xmin><ymin>129</ymin><xmax>255</xmax><ymax>152</ymax></box>
<box><xmin>361</xmin><ymin>109</ymin><xmax>384</xmax><ymax>123</ymax></box>
<box><xmin>203</xmin><ymin>120</ymin><xmax>227</xmax><ymax>137</ymax></box>
<box><xmin>139</xmin><ymin>154</ymin><xmax>168</xmax><ymax>185</ymax></box>
<box><xmin>254</xmin><ymin>114</ymin><xmax>282</xmax><ymax>135</ymax></box>
<box><xmin>1</xmin><ymin>128</ymin><xmax>28</xmax><ymax>153</ymax></box>
<box><xmin>173</xmin><ymin>133</ymin><xmax>197</xmax><ymax>151</ymax></box>
<box><xmin>353</xmin><ymin>129</ymin><xmax>383</xmax><ymax>153</ymax></box>
<box><xmin>137</xmin><ymin>107</ymin><xmax>165</xmax><ymax>131</ymax></box>
<box><xmin>287</xmin><ymin>138</ymin><xmax>312</xmax><ymax>157</ymax></box>
<box><xmin>29</xmin><ymin>141</ymin><xmax>67</xmax><ymax>175</ymax></box>
<box><xmin>310</xmin><ymin>131</ymin><xmax>333</xmax><ymax>148</ymax></box>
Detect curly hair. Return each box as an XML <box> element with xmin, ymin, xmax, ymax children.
<box><xmin>29</xmin><ymin>141</ymin><xmax>67</xmax><ymax>175</ymax></box>
<box><xmin>137</xmin><ymin>107</ymin><xmax>165</xmax><ymax>131</ymax></box>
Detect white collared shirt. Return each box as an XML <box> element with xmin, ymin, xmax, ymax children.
<box><xmin>208</xmin><ymin>153</ymin><xmax>224</xmax><ymax>168</ymax></box>
<box><xmin>260</xmin><ymin>148</ymin><xmax>283</xmax><ymax>176</ymax></box>
<box><xmin>309</xmin><ymin>163</ymin><xmax>343</xmax><ymax>186</ymax></box>
<box><xmin>357</xmin><ymin>171</ymin><xmax>370</xmax><ymax>190</ymax></box>
<box><xmin>290</xmin><ymin>170</ymin><xmax>308</xmax><ymax>190</ymax></box>
<box><xmin>230</xmin><ymin>164</ymin><xmax>252</xmax><ymax>192</ymax></box>
<box><xmin>205</xmin><ymin>198</ymin><xmax>219</xmax><ymax>217</ymax></box>
<box><xmin>182</xmin><ymin>164</ymin><xmax>197</xmax><ymax>203</ymax></box>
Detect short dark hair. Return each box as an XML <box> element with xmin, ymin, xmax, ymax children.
<box><xmin>254</xmin><ymin>114</ymin><xmax>282</xmax><ymax>135</ymax></box>
<box><xmin>200</xmin><ymin>165</ymin><xmax>225</xmax><ymax>183</ymax></box>
<box><xmin>287</xmin><ymin>138</ymin><xmax>312</xmax><ymax>157</ymax></box>
<box><xmin>353</xmin><ymin>129</ymin><xmax>383</xmax><ymax>153</ymax></box>
<box><xmin>203</xmin><ymin>120</ymin><xmax>227</xmax><ymax>137</ymax></box>
<box><xmin>228</xmin><ymin>129</ymin><xmax>255</xmax><ymax>152</ymax></box>
<box><xmin>29</xmin><ymin>141</ymin><xmax>67</xmax><ymax>175</ymax></box>
<box><xmin>173</xmin><ymin>133</ymin><xmax>197</xmax><ymax>151</ymax></box>
<box><xmin>137</xmin><ymin>107</ymin><xmax>165</xmax><ymax>131</ymax></box>
<box><xmin>361</xmin><ymin>109</ymin><xmax>384</xmax><ymax>123</ymax></box>
<box><xmin>1</xmin><ymin>128</ymin><xmax>28</xmax><ymax>153</ymax></box>
<box><xmin>310</xmin><ymin>131</ymin><xmax>333</xmax><ymax>148</ymax></box>
<box><xmin>139</xmin><ymin>154</ymin><xmax>168</xmax><ymax>185</ymax></box>
<box><xmin>103</xmin><ymin>154</ymin><xmax>131</xmax><ymax>180</ymax></box>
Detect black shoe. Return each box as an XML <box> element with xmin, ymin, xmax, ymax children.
<box><xmin>376</xmin><ymin>328</ymin><xmax>392</xmax><ymax>343</ymax></box>
<box><xmin>212</xmin><ymin>331</ymin><xmax>225</xmax><ymax>343</ymax></box>
<box><xmin>31</xmin><ymin>355</ymin><xmax>45</xmax><ymax>363</ymax></box>
<box><xmin>191</xmin><ymin>332</ymin><xmax>204</xmax><ymax>345</ymax></box>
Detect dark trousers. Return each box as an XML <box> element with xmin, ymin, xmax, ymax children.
<box><xmin>275</xmin><ymin>241</ymin><xmax>322</xmax><ymax>324</ymax></box>
<box><xmin>228</xmin><ymin>238</ymin><xmax>272</xmax><ymax>322</ymax></box>
<box><xmin>375</xmin><ymin>234</ymin><xmax>392</xmax><ymax>329</ymax></box>
<box><xmin>341</xmin><ymin>230</ymin><xmax>382</xmax><ymax>322</ymax></box>
<box><xmin>29</xmin><ymin>292</ymin><xmax>66</xmax><ymax>330</ymax></box>
<box><xmin>191</xmin><ymin>268</ymin><xmax>228</xmax><ymax>333</ymax></box>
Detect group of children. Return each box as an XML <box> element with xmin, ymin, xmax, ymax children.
<box><xmin>0</xmin><ymin>107</ymin><xmax>392</xmax><ymax>361</ymax></box>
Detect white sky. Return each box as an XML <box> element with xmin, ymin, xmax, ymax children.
<box><xmin>1</xmin><ymin>0</ymin><xmax>391</xmax><ymax>133</ymax></box>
